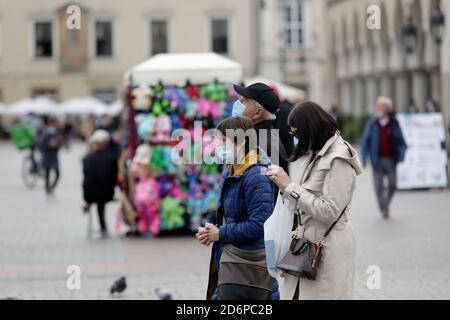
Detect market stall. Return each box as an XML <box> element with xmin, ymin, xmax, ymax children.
<box><xmin>120</xmin><ymin>52</ymin><xmax>243</xmax><ymax>236</ymax></box>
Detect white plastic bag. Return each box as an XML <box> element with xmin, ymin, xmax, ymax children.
<box><xmin>264</xmin><ymin>193</ymin><xmax>293</xmax><ymax>281</ymax></box>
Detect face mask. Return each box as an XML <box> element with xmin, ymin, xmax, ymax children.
<box><xmin>232</xmin><ymin>100</ymin><xmax>246</xmax><ymax>117</ymax></box>
<box><xmin>293</xmin><ymin>137</ymin><xmax>299</xmax><ymax>146</ymax></box>
<box><xmin>216</xmin><ymin>145</ymin><xmax>235</xmax><ymax>164</ymax></box>
<box><xmin>375</xmin><ymin>111</ymin><xmax>385</xmax><ymax>119</ymax></box>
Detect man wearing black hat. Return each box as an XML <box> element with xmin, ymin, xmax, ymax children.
<box><xmin>232</xmin><ymin>82</ymin><xmax>289</xmax><ymax>175</ymax></box>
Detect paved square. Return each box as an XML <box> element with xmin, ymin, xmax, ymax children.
<box><xmin>0</xmin><ymin>142</ymin><xmax>449</xmax><ymax>299</ymax></box>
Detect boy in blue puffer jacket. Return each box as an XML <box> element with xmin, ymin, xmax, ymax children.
<box><xmin>196</xmin><ymin>116</ymin><xmax>279</xmax><ymax>300</ymax></box>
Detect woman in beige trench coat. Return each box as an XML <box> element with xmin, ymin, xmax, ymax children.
<box><xmin>267</xmin><ymin>101</ymin><xmax>362</xmax><ymax>300</ymax></box>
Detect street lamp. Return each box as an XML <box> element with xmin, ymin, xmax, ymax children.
<box><xmin>402</xmin><ymin>16</ymin><xmax>417</xmax><ymax>54</ymax></box>
<box><xmin>431</xmin><ymin>2</ymin><xmax>446</xmax><ymax>45</ymax></box>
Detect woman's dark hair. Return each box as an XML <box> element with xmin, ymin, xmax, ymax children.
<box><xmin>288</xmin><ymin>101</ymin><xmax>339</xmax><ymax>162</ymax></box>
<box><xmin>216</xmin><ymin>116</ymin><xmax>256</xmax><ymax>155</ymax></box>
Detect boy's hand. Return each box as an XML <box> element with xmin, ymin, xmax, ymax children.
<box><xmin>196</xmin><ymin>227</ymin><xmax>211</xmax><ymax>246</ymax></box>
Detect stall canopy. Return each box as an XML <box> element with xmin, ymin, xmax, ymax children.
<box><xmin>108</xmin><ymin>100</ymin><xmax>124</xmax><ymax>116</ymax></box>
<box><xmin>1</xmin><ymin>97</ymin><xmax>123</xmax><ymax>116</ymax></box>
<box><xmin>245</xmin><ymin>76</ymin><xmax>305</xmax><ymax>103</ymax></box>
<box><xmin>124</xmin><ymin>52</ymin><xmax>243</xmax><ymax>86</ymax></box>
<box><xmin>0</xmin><ymin>102</ymin><xmax>7</xmax><ymax>115</ymax></box>
<box><xmin>8</xmin><ymin>96</ymin><xmax>59</xmax><ymax>116</ymax></box>
<box><xmin>60</xmin><ymin>97</ymin><xmax>107</xmax><ymax>115</ymax></box>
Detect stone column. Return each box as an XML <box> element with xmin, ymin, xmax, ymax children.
<box><xmin>336</xmin><ymin>50</ymin><xmax>346</xmax><ymax>80</ymax></box>
<box><xmin>395</xmin><ymin>75</ymin><xmax>410</xmax><ymax>112</ymax></box>
<box><xmin>360</xmin><ymin>46</ymin><xmax>373</xmax><ymax>75</ymax></box>
<box><xmin>389</xmin><ymin>40</ymin><xmax>405</xmax><ymax>73</ymax></box>
<box><xmin>352</xmin><ymin>79</ymin><xmax>364</xmax><ymax>116</ymax></box>
<box><xmin>380</xmin><ymin>76</ymin><xmax>394</xmax><ymax>100</ymax></box>
<box><xmin>431</xmin><ymin>71</ymin><xmax>441</xmax><ymax>105</ymax></box>
<box><xmin>412</xmin><ymin>71</ymin><xmax>428</xmax><ymax>111</ymax></box>
<box><xmin>365</xmin><ymin>78</ymin><xmax>378</xmax><ymax>114</ymax></box>
<box><xmin>339</xmin><ymin>80</ymin><xmax>353</xmax><ymax>114</ymax></box>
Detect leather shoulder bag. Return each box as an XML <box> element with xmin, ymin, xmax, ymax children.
<box><xmin>278</xmin><ymin>197</ymin><xmax>347</xmax><ymax>280</ymax></box>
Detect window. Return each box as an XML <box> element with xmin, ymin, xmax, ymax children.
<box><xmin>93</xmin><ymin>89</ymin><xmax>117</xmax><ymax>104</ymax></box>
<box><xmin>34</xmin><ymin>21</ymin><xmax>53</xmax><ymax>58</ymax></box>
<box><xmin>32</xmin><ymin>88</ymin><xmax>59</xmax><ymax>101</ymax></box>
<box><xmin>150</xmin><ymin>20</ymin><xmax>168</xmax><ymax>55</ymax></box>
<box><xmin>95</xmin><ymin>20</ymin><xmax>113</xmax><ymax>57</ymax></box>
<box><xmin>211</xmin><ymin>18</ymin><xmax>229</xmax><ymax>54</ymax></box>
<box><xmin>283</xmin><ymin>0</ymin><xmax>305</xmax><ymax>49</ymax></box>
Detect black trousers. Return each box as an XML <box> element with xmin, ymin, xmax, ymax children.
<box><xmin>96</xmin><ymin>202</ymin><xmax>107</xmax><ymax>232</ymax></box>
<box><xmin>45</xmin><ymin>167</ymin><xmax>60</xmax><ymax>194</ymax></box>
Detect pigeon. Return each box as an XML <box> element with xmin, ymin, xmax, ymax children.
<box><xmin>155</xmin><ymin>288</ymin><xmax>173</xmax><ymax>300</ymax></box>
<box><xmin>110</xmin><ymin>276</ymin><xmax>127</xmax><ymax>295</ymax></box>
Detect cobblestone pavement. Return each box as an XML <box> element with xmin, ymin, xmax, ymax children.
<box><xmin>0</xmin><ymin>141</ymin><xmax>449</xmax><ymax>300</ymax></box>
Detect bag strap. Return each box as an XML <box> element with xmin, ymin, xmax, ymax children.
<box><xmin>292</xmin><ymin>145</ymin><xmax>351</xmax><ymax>242</ymax></box>
<box><xmin>292</xmin><ymin>197</ymin><xmax>348</xmax><ymax>244</ymax></box>
<box><xmin>323</xmin><ymin>206</ymin><xmax>347</xmax><ymax>238</ymax></box>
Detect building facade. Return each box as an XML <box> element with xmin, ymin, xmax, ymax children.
<box><xmin>326</xmin><ymin>0</ymin><xmax>450</xmax><ymax>125</ymax></box>
<box><xmin>0</xmin><ymin>0</ymin><xmax>259</xmax><ymax>104</ymax></box>
<box><xmin>1</xmin><ymin>0</ymin><xmax>449</xmax><ymax>129</ymax></box>
<box><xmin>242</xmin><ymin>0</ymin><xmax>450</xmax><ymax>127</ymax></box>
<box><xmin>258</xmin><ymin>0</ymin><xmax>328</xmax><ymax>105</ymax></box>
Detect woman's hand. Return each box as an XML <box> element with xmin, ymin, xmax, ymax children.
<box><xmin>205</xmin><ymin>223</ymin><xmax>220</xmax><ymax>243</ymax></box>
<box><xmin>266</xmin><ymin>165</ymin><xmax>292</xmax><ymax>193</ymax></box>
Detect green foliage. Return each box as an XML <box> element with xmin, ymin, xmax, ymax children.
<box><xmin>341</xmin><ymin>113</ymin><xmax>371</xmax><ymax>144</ymax></box>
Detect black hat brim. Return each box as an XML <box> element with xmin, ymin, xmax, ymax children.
<box><xmin>233</xmin><ymin>84</ymin><xmax>252</xmax><ymax>99</ymax></box>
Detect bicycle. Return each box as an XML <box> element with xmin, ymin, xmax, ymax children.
<box><xmin>21</xmin><ymin>148</ymin><xmax>44</xmax><ymax>189</ymax></box>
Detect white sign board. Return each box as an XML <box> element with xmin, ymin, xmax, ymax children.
<box><xmin>396</xmin><ymin>113</ymin><xmax>448</xmax><ymax>190</ymax></box>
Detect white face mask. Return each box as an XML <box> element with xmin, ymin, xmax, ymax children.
<box><xmin>375</xmin><ymin>111</ymin><xmax>385</xmax><ymax>119</ymax></box>
<box><xmin>216</xmin><ymin>145</ymin><xmax>235</xmax><ymax>164</ymax></box>
<box><xmin>293</xmin><ymin>137</ymin><xmax>299</xmax><ymax>146</ymax></box>
<box><xmin>232</xmin><ymin>100</ymin><xmax>247</xmax><ymax>117</ymax></box>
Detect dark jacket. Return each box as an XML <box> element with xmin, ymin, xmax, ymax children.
<box><xmin>82</xmin><ymin>148</ymin><xmax>118</xmax><ymax>204</ymax></box>
<box><xmin>39</xmin><ymin>127</ymin><xmax>61</xmax><ymax>169</ymax></box>
<box><xmin>360</xmin><ymin>115</ymin><xmax>407</xmax><ymax>169</ymax></box>
<box><xmin>255</xmin><ymin>120</ymin><xmax>289</xmax><ymax>205</ymax></box>
<box><xmin>254</xmin><ymin>120</ymin><xmax>289</xmax><ymax>174</ymax></box>
<box><xmin>273</xmin><ymin>100</ymin><xmax>295</xmax><ymax>159</ymax></box>
<box><xmin>206</xmin><ymin>150</ymin><xmax>279</xmax><ymax>300</ymax></box>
